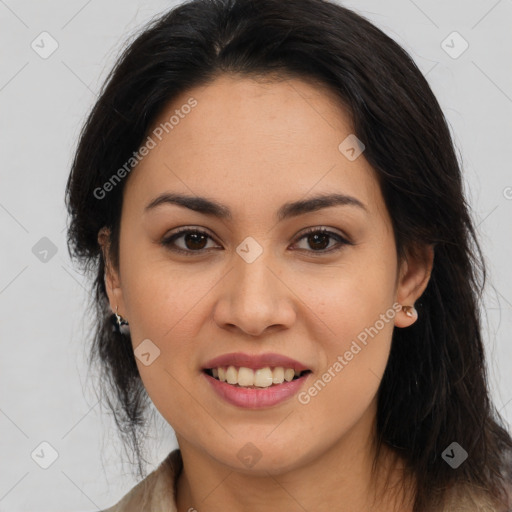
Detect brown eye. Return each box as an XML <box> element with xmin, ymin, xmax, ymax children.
<box><xmin>292</xmin><ymin>228</ymin><xmax>351</xmax><ymax>254</ymax></box>
<box><xmin>161</xmin><ymin>226</ymin><xmax>352</xmax><ymax>257</ymax></box>
<box><xmin>181</xmin><ymin>231</ymin><xmax>208</xmax><ymax>250</ymax></box>
<box><xmin>306</xmin><ymin>231</ymin><xmax>330</xmax><ymax>250</ymax></box>
<box><xmin>161</xmin><ymin>228</ymin><xmax>219</xmax><ymax>255</ymax></box>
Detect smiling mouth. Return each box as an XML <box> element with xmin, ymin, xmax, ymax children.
<box><xmin>204</xmin><ymin>366</ymin><xmax>312</xmax><ymax>388</ymax></box>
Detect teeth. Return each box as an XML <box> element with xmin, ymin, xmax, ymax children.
<box><xmin>284</xmin><ymin>368</ymin><xmax>295</xmax><ymax>382</ymax></box>
<box><xmin>254</xmin><ymin>367</ymin><xmax>273</xmax><ymax>387</ymax></box>
<box><xmin>238</xmin><ymin>367</ymin><xmax>255</xmax><ymax>386</ymax></box>
<box><xmin>209</xmin><ymin>366</ymin><xmax>306</xmax><ymax>387</ymax></box>
<box><xmin>272</xmin><ymin>366</ymin><xmax>284</xmax><ymax>384</ymax></box>
<box><xmin>226</xmin><ymin>365</ymin><xmax>238</xmax><ymax>384</ymax></box>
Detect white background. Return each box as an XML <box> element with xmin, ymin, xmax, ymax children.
<box><xmin>1</xmin><ymin>0</ymin><xmax>511</xmax><ymax>510</ymax></box>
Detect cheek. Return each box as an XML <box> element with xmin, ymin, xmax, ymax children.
<box><xmin>295</xmin><ymin>282</ymin><xmax>395</xmax><ymax>444</ymax></box>
<box><xmin>121</xmin><ymin>251</ymin><xmax>222</xmax><ymax>341</ymax></box>
<box><xmin>301</xmin><ymin>245</ymin><xmax>397</xmax><ymax>346</ymax></box>
<box><xmin>121</xmin><ymin>261</ymin><xmax>217</xmax><ymax>428</ymax></box>
<box><xmin>292</xmin><ymin>246</ymin><xmax>397</xmax><ymax>417</ymax></box>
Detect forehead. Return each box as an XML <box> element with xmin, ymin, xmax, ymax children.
<box><xmin>124</xmin><ymin>73</ymin><xmax>383</xmax><ymax>217</ymax></box>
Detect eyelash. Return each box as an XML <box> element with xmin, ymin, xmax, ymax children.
<box><xmin>160</xmin><ymin>226</ymin><xmax>352</xmax><ymax>257</ymax></box>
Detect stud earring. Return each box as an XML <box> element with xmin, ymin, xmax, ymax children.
<box><xmin>402</xmin><ymin>305</ymin><xmax>417</xmax><ymax>318</ymax></box>
<box><xmin>111</xmin><ymin>305</ymin><xmax>129</xmax><ymax>334</ymax></box>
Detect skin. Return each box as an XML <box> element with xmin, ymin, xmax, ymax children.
<box><xmin>100</xmin><ymin>73</ymin><xmax>433</xmax><ymax>511</ymax></box>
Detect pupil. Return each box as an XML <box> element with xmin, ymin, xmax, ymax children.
<box><xmin>186</xmin><ymin>232</ymin><xmax>207</xmax><ymax>250</ymax></box>
<box><xmin>309</xmin><ymin>233</ymin><xmax>329</xmax><ymax>250</ymax></box>
<box><xmin>184</xmin><ymin>232</ymin><xmax>330</xmax><ymax>251</ymax></box>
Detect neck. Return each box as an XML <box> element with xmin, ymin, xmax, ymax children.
<box><xmin>175</xmin><ymin>404</ymin><xmax>415</xmax><ymax>512</ymax></box>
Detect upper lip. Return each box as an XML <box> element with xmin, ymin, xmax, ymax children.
<box><xmin>202</xmin><ymin>352</ymin><xmax>310</xmax><ymax>372</ymax></box>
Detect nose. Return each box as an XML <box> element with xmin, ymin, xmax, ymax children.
<box><xmin>213</xmin><ymin>252</ymin><xmax>297</xmax><ymax>337</ymax></box>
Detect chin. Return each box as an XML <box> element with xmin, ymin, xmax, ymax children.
<box><xmin>206</xmin><ymin>435</ymin><xmax>312</xmax><ymax>476</ymax></box>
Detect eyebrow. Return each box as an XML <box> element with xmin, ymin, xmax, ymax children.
<box><xmin>144</xmin><ymin>192</ymin><xmax>367</xmax><ymax>221</ymax></box>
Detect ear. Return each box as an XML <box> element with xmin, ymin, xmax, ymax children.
<box><xmin>98</xmin><ymin>227</ymin><xmax>126</xmax><ymax>317</ymax></box>
<box><xmin>394</xmin><ymin>243</ymin><xmax>434</xmax><ymax>328</ymax></box>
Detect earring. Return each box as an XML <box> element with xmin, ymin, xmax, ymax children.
<box><xmin>402</xmin><ymin>305</ymin><xmax>417</xmax><ymax>318</ymax></box>
<box><xmin>111</xmin><ymin>305</ymin><xmax>129</xmax><ymax>334</ymax></box>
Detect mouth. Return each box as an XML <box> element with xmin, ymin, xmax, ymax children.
<box><xmin>203</xmin><ymin>366</ymin><xmax>312</xmax><ymax>389</ymax></box>
<box><xmin>201</xmin><ymin>352</ymin><xmax>313</xmax><ymax>408</ymax></box>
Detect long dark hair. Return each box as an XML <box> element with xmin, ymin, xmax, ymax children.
<box><xmin>65</xmin><ymin>0</ymin><xmax>512</xmax><ymax>509</ymax></box>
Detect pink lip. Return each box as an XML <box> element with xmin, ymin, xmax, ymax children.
<box><xmin>202</xmin><ymin>371</ymin><xmax>310</xmax><ymax>409</ymax></box>
<box><xmin>202</xmin><ymin>352</ymin><xmax>310</xmax><ymax>372</ymax></box>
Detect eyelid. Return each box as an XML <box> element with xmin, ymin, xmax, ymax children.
<box><xmin>160</xmin><ymin>225</ymin><xmax>352</xmax><ymax>256</ymax></box>
<box><xmin>160</xmin><ymin>226</ymin><xmax>219</xmax><ymax>255</ymax></box>
<box><xmin>296</xmin><ymin>226</ymin><xmax>352</xmax><ymax>244</ymax></box>
<box><xmin>291</xmin><ymin>226</ymin><xmax>353</xmax><ymax>255</ymax></box>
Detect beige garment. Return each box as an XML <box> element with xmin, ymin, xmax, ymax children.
<box><xmin>100</xmin><ymin>448</ymin><xmax>508</xmax><ymax>511</ymax></box>
<box><xmin>101</xmin><ymin>449</ymin><xmax>182</xmax><ymax>512</ymax></box>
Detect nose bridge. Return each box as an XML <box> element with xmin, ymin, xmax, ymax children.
<box><xmin>233</xmin><ymin>241</ymin><xmax>279</xmax><ymax>312</ymax></box>
<box><xmin>215</xmin><ymin>237</ymin><xmax>296</xmax><ymax>336</ymax></box>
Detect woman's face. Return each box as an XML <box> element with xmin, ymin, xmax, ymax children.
<box><xmin>103</xmin><ymin>73</ymin><xmax>431</xmax><ymax>474</ymax></box>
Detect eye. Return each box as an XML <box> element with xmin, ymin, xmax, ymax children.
<box><xmin>161</xmin><ymin>226</ymin><xmax>352</xmax><ymax>256</ymax></box>
<box><xmin>161</xmin><ymin>227</ymin><xmax>220</xmax><ymax>256</ymax></box>
<box><xmin>291</xmin><ymin>227</ymin><xmax>352</xmax><ymax>254</ymax></box>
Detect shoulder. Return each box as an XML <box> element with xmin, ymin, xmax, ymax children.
<box><xmin>443</xmin><ymin>446</ymin><xmax>512</xmax><ymax>511</ymax></box>
<box><xmin>100</xmin><ymin>449</ymin><xmax>183</xmax><ymax>512</ymax></box>
<box><xmin>443</xmin><ymin>482</ymin><xmax>512</xmax><ymax>512</ymax></box>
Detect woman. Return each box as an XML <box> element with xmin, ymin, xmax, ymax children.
<box><xmin>65</xmin><ymin>0</ymin><xmax>512</xmax><ymax>510</ymax></box>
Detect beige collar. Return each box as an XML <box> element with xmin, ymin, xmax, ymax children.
<box><xmin>102</xmin><ymin>447</ymin><xmax>507</xmax><ymax>511</ymax></box>
<box><xmin>102</xmin><ymin>449</ymin><xmax>182</xmax><ymax>512</ymax></box>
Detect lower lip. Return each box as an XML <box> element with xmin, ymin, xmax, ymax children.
<box><xmin>203</xmin><ymin>371</ymin><xmax>310</xmax><ymax>409</ymax></box>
